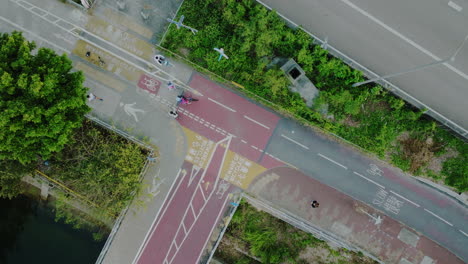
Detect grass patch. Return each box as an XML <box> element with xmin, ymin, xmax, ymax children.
<box><xmin>214</xmin><ymin>200</ymin><xmax>377</xmax><ymax>264</ymax></box>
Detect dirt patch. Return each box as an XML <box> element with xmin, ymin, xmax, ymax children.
<box><xmin>178</xmin><ymin>47</ymin><xmax>190</xmax><ymax>57</ymax></box>
<box><xmin>425</xmin><ymin>147</ymin><xmax>458</xmax><ymax>174</ymax></box>
<box><xmin>342</xmin><ymin>115</ymin><xmax>360</xmax><ymax>127</ymax></box>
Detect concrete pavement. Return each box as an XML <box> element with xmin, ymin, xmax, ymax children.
<box><xmin>1</xmin><ymin>0</ymin><xmax>466</xmax><ymax>263</ymax></box>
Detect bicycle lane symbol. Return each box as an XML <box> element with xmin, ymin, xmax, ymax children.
<box><xmin>138</xmin><ymin>74</ymin><xmax>161</xmax><ymax>94</ymax></box>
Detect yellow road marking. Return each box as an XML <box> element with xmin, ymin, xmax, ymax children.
<box><xmin>85</xmin><ymin>15</ymin><xmax>154</xmax><ymax>60</ymax></box>
<box><xmin>74</xmin><ymin>62</ymin><xmax>127</xmax><ymax>92</ymax></box>
<box><xmin>182</xmin><ymin>128</ymin><xmax>266</xmax><ymax>189</ymax></box>
<box><xmin>103</xmin><ymin>8</ymin><xmax>154</xmax><ymax>39</ymax></box>
<box><xmin>72</xmin><ymin>39</ymin><xmax>143</xmax><ymax>83</ymax></box>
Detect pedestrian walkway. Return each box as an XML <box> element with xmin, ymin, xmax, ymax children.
<box><xmin>3</xmin><ymin>0</ymin><xmax>465</xmax><ymax>263</ymax></box>
<box><xmin>247</xmin><ymin>167</ymin><xmax>465</xmax><ymax>264</ymax></box>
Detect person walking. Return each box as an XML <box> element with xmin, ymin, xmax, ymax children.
<box><xmin>168</xmin><ymin>110</ymin><xmax>179</xmax><ymax>119</ymax></box>
<box><xmin>87</xmin><ymin>93</ymin><xmax>104</xmax><ymax>102</ymax></box>
<box><xmin>311</xmin><ymin>200</ymin><xmax>320</xmax><ymax>208</ymax></box>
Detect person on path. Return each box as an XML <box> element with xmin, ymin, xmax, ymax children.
<box><xmin>167</xmin><ymin>81</ymin><xmax>176</xmax><ymax>90</ymax></box>
<box><xmin>154</xmin><ymin>55</ymin><xmax>168</xmax><ymax>66</ymax></box>
<box><xmin>176</xmin><ymin>95</ymin><xmax>189</xmax><ymax>105</ymax></box>
<box><xmin>168</xmin><ymin>110</ymin><xmax>179</xmax><ymax>119</ymax></box>
<box><xmin>311</xmin><ymin>200</ymin><xmax>320</xmax><ymax>208</ymax></box>
<box><xmin>87</xmin><ymin>93</ymin><xmax>103</xmax><ymax>102</ymax></box>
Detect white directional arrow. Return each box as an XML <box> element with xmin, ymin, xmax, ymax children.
<box><xmin>364</xmin><ymin>212</ymin><xmax>383</xmax><ymax>225</ymax></box>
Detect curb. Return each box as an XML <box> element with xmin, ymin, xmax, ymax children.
<box><xmin>415</xmin><ymin>177</ymin><xmax>467</xmax><ymax>207</ymax></box>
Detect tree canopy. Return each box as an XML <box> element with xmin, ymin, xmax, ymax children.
<box><xmin>0</xmin><ymin>31</ymin><xmax>90</xmax><ymax>197</ymax></box>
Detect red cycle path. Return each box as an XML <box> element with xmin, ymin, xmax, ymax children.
<box><xmin>137</xmin><ymin>139</ymin><xmax>237</xmax><ymax>264</ymax></box>
<box><xmin>248</xmin><ymin>167</ymin><xmax>464</xmax><ymax>264</ymax></box>
<box><xmin>178</xmin><ymin>73</ymin><xmax>280</xmax><ymax>163</ymax></box>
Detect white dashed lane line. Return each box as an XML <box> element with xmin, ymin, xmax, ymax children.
<box><xmin>448</xmin><ymin>1</ymin><xmax>463</xmax><ymax>12</ymax></box>
<box><xmin>424</xmin><ymin>208</ymin><xmax>453</xmax><ymax>226</ymax></box>
<box><xmin>208</xmin><ymin>97</ymin><xmax>236</xmax><ymax>112</ymax></box>
<box><xmin>389</xmin><ymin>190</ymin><xmax>420</xmax><ymax>207</ymax></box>
<box><xmin>318</xmin><ymin>153</ymin><xmax>347</xmax><ymax>170</ymax></box>
<box><xmin>243</xmin><ymin>115</ymin><xmax>270</xmax><ymax>129</ymax></box>
<box><xmin>281</xmin><ymin>134</ymin><xmax>309</xmax><ymax>150</ymax></box>
<box><xmin>459</xmin><ymin>230</ymin><xmax>468</xmax><ymax>237</ymax></box>
<box><xmin>353</xmin><ymin>171</ymin><xmax>385</xmax><ymax>189</ymax></box>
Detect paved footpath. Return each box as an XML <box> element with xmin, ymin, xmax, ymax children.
<box><xmin>1</xmin><ymin>0</ymin><xmax>466</xmax><ymax>263</ymax></box>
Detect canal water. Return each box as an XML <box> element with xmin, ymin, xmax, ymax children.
<box><xmin>0</xmin><ymin>195</ymin><xmax>105</xmax><ymax>264</ymax></box>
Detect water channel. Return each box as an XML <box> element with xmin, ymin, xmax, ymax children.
<box><xmin>0</xmin><ymin>194</ymin><xmax>105</xmax><ymax>264</ymax></box>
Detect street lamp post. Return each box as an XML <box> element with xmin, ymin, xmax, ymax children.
<box><xmin>352</xmin><ymin>33</ymin><xmax>468</xmax><ymax>87</ymax></box>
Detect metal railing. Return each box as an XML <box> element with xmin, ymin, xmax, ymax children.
<box><xmin>88</xmin><ymin>114</ymin><xmax>155</xmax><ymax>264</ymax></box>
<box><xmin>242</xmin><ymin>194</ymin><xmax>383</xmax><ymax>264</ymax></box>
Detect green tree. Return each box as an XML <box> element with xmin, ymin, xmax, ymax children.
<box><xmin>0</xmin><ymin>31</ymin><xmax>90</xmax><ymax>164</ymax></box>
<box><xmin>0</xmin><ymin>31</ymin><xmax>90</xmax><ymax>197</ymax></box>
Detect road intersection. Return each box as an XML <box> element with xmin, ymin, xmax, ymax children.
<box><xmin>1</xmin><ymin>0</ymin><xmax>466</xmax><ymax>263</ymax></box>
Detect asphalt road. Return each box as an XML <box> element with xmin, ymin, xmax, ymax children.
<box><xmin>259</xmin><ymin>0</ymin><xmax>468</xmax><ymax>132</ymax></box>
<box><xmin>263</xmin><ymin>118</ymin><xmax>468</xmax><ymax>261</ymax></box>
<box><xmin>2</xmin><ymin>0</ymin><xmax>467</xmax><ymax>262</ymax></box>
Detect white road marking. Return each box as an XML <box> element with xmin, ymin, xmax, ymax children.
<box><xmin>353</xmin><ymin>171</ymin><xmax>385</xmax><ymax>189</ymax></box>
<box><xmin>448</xmin><ymin>1</ymin><xmax>463</xmax><ymax>12</ymax></box>
<box><xmin>459</xmin><ymin>229</ymin><xmax>468</xmax><ymax>237</ymax></box>
<box><xmin>0</xmin><ymin>16</ymin><xmax>69</xmax><ymax>53</ymax></box>
<box><xmin>389</xmin><ymin>190</ymin><xmax>420</xmax><ymax>207</ymax></box>
<box><xmin>208</xmin><ymin>97</ymin><xmax>236</xmax><ymax>112</ymax></box>
<box><xmin>317</xmin><ymin>153</ymin><xmax>348</xmax><ymax>170</ymax></box>
<box><xmin>132</xmin><ymin>168</ymin><xmax>187</xmax><ymax>264</ymax></box>
<box><xmin>251</xmin><ymin>145</ymin><xmax>258</xmax><ymax>150</ymax></box>
<box><xmin>281</xmin><ymin>134</ymin><xmax>309</xmax><ymax>149</ymax></box>
<box><xmin>341</xmin><ymin>0</ymin><xmax>468</xmax><ymax>81</ymax></box>
<box><xmin>194</xmin><ymin>194</ymin><xmax>230</xmax><ymax>264</ymax></box>
<box><xmin>424</xmin><ymin>208</ymin><xmax>453</xmax><ymax>226</ymax></box>
<box><xmin>244</xmin><ymin>115</ymin><xmax>270</xmax><ymax>129</ymax></box>
<box><xmin>198</xmin><ymin>185</ymin><xmax>207</xmax><ymax>201</ymax></box>
<box><xmin>241</xmin><ymin>139</ymin><xmax>247</xmax><ymax>144</ymax></box>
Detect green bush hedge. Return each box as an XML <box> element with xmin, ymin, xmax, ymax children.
<box><xmin>162</xmin><ymin>0</ymin><xmax>467</xmax><ymax>191</ymax></box>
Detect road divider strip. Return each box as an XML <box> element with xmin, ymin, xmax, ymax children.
<box><xmin>423</xmin><ymin>209</ymin><xmax>453</xmax><ymax>226</ymax></box>
<box><xmin>353</xmin><ymin>171</ymin><xmax>385</xmax><ymax>189</ymax></box>
<box><xmin>318</xmin><ymin>153</ymin><xmax>348</xmax><ymax>170</ymax></box>
<box><xmin>281</xmin><ymin>134</ymin><xmax>309</xmax><ymax>150</ymax></box>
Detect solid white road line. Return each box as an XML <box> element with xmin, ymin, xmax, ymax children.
<box><xmin>208</xmin><ymin>98</ymin><xmax>236</xmax><ymax>112</ymax></box>
<box><xmin>353</xmin><ymin>171</ymin><xmax>385</xmax><ymax>189</ymax></box>
<box><xmin>194</xmin><ymin>194</ymin><xmax>230</xmax><ymax>264</ymax></box>
<box><xmin>448</xmin><ymin>1</ymin><xmax>463</xmax><ymax>12</ymax></box>
<box><xmin>341</xmin><ymin>0</ymin><xmax>468</xmax><ymax>81</ymax></box>
<box><xmin>281</xmin><ymin>134</ymin><xmax>309</xmax><ymax>149</ymax></box>
<box><xmin>389</xmin><ymin>190</ymin><xmax>420</xmax><ymax>207</ymax></box>
<box><xmin>317</xmin><ymin>153</ymin><xmax>348</xmax><ymax>170</ymax></box>
<box><xmin>459</xmin><ymin>229</ymin><xmax>468</xmax><ymax>237</ymax></box>
<box><xmin>0</xmin><ymin>16</ymin><xmax>69</xmax><ymax>53</ymax></box>
<box><xmin>424</xmin><ymin>208</ymin><xmax>453</xmax><ymax>226</ymax></box>
<box><xmin>243</xmin><ymin>115</ymin><xmax>270</xmax><ymax>129</ymax></box>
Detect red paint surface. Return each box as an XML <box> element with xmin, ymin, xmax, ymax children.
<box><xmin>138</xmin><ymin>74</ymin><xmax>161</xmax><ymax>94</ymax></box>
<box><xmin>137</xmin><ymin>141</ymin><xmax>237</xmax><ymax>264</ymax></box>
<box><xmin>179</xmin><ymin>74</ymin><xmax>280</xmax><ymax>162</ymax></box>
<box><xmin>247</xmin><ymin>167</ymin><xmax>464</xmax><ymax>264</ymax></box>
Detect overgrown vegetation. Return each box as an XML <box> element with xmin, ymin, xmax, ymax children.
<box><xmin>0</xmin><ymin>31</ymin><xmax>90</xmax><ymax>198</ymax></box>
<box><xmin>162</xmin><ymin>0</ymin><xmax>467</xmax><ymax>191</ymax></box>
<box><xmin>214</xmin><ymin>200</ymin><xmax>377</xmax><ymax>264</ymax></box>
<box><xmin>45</xmin><ymin>119</ymin><xmax>147</xmax><ymax>217</ymax></box>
